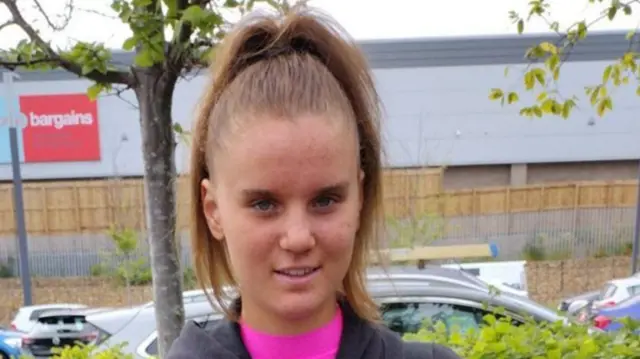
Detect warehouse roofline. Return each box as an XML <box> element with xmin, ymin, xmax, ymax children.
<box><xmin>1</xmin><ymin>29</ymin><xmax>634</xmax><ymax>82</ymax></box>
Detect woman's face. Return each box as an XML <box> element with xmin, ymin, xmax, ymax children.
<box><xmin>201</xmin><ymin>115</ymin><xmax>363</xmax><ymax>333</ymax></box>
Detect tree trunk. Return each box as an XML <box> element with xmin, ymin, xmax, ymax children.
<box><xmin>135</xmin><ymin>68</ymin><xmax>184</xmax><ymax>358</ymax></box>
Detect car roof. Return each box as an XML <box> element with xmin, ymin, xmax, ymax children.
<box><xmin>88</xmin><ymin>299</ymin><xmax>220</xmax><ymax>335</ymax></box>
<box><xmin>20</xmin><ymin>303</ymin><xmax>87</xmax><ymax>311</ymax></box>
<box><xmin>38</xmin><ymin>307</ymin><xmax>113</xmax><ymax>318</ymax></box>
<box><xmin>368</xmin><ymin>279</ymin><xmax>561</xmax><ymax>322</ymax></box>
<box><xmin>366</xmin><ymin>266</ymin><xmax>489</xmax><ymax>289</ymax></box>
<box><xmin>609</xmin><ymin>277</ymin><xmax>640</xmax><ymax>286</ymax></box>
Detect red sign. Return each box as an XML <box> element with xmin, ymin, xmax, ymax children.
<box><xmin>19</xmin><ymin>94</ymin><xmax>101</xmax><ymax>163</ymax></box>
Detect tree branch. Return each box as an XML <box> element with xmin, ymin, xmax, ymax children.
<box><xmin>32</xmin><ymin>0</ymin><xmax>73</xmax><ymax>31</ymax></box>
<box><xmin>166</xmin><ymin>0</ymin><xmax>203</xmax><ymax>71</ymax></box>
<box><xmin>0</xmin><ymin>57</ymin><xmax>57</xmax><ymax>70</ymax></box>
<box><xmin>0</xmin><ymin>20</ymin><xmax>15</xmax><ymax>32</ymax></box>
<box><xmin>0</xmin><ymin>0</ymin><xmax>133</xmax><ymax>85</ymax></box>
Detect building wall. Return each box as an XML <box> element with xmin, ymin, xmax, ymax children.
<box><xmin>0</xmin><ymin>31</ymin><xmax>638</xmax><ymax>181</ymax></box>
<box><xmin>442</xmin><ymin>160</ymin><xmax>640</xmax><ymax>190</ymax></box>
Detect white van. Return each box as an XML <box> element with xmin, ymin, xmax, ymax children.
<box><xmin>441</xmin><ymin>261</ymin><xmax>528</xmax><ymax>296</ymax></box>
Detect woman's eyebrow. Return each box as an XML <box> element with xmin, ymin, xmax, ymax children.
<box><xmin>240</xmin><ymin>181</ymin><xmax>350</xmax><ymax>198</ymax></box>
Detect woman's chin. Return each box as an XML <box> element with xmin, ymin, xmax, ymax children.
<box><xmin>271</xmin><ymin>292</ymin><xmax>336</xmax><ymax>323</ymax></box>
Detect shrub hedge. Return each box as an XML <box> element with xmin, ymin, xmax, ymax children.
<box><xmin>405</xmin><ymin>314</ymin><xmax>640</xmax><ymax>358</ymax></box>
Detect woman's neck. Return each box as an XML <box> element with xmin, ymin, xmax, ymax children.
<box><xmin>240</xmin><ymin>305</ymin><xmax>343</xmax><ymax>359</ymax></box>
<box><xmin>239</xmin><ymin>298</ymin><xmax>338</xmax><ymax>336</ymax></box>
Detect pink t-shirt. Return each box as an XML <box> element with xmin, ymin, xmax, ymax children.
<box><xmin>240</xmin><ymin>307</ymin><xmax>343</xmax><ymax>359</ymax></box>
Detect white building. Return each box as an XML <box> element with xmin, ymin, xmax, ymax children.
<box><xmin>1</xmin><ymin>30</ymin><xmax>639</xmax><ymax>189</ymax></box>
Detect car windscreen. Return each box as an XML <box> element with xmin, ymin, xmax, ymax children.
<box><xmin>32</xmin><ymin>315</ymin><xmax>92</xmax><ymax>335</ymax></box>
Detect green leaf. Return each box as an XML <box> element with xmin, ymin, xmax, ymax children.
<box><xmin>87</xmin><ymin>84</ymin><xmax>103</xmax><ymax>101</ymax></box>
<box><xmin>182</xmin><ymin>5</ymin><xmax>206</xmax><ymax>24</ymax></box>
<box><xmin>122</xmin><ymin>37</ymin><xmax>137</xmax><ymax>51</ymax></box>
<box><xmin>524</xmin><ymin>72</ymin><xmax>535</xmax><ymax>90</ymax></box>
<box><xmin>173</xmin><ymin>123</ymin><xmax>184</xmax><ymax>134</ymax></box>
<box><xmin>533</xmin><ymin>106</ymin><xmax>542</xmax><ymax>117</ymax></box>
<box><xmin>488</xmin><ymin>88</ymin><xmax>504</xmax><ymax>100</ymax></box>
<box><xmin>602</xmin><ymin>64</ymin><xmax>613</xmax><ymax>84</ymax></box>
<box><xmin>596</xmin><ymin>96</ymin><xmax>613</xmax><ymax>116</ymax></box>
<box><xmin>577</xmin><ymin>21</ymin><xmax>588</xmax><ymax>39</ymax></box>
<box><xmin>544</xmin><ymin>54</ymin><xmax>559</xmax><ymax>71</ymax></box>
<box><xmin>81</xmin><ymin>64</ymin><xmax>94</xmax><ymax>75</ymax></box>
<box><xmin>539</xmin><ymin>41</ymin><xmax>557</xmax><ymax>54</ymax></box>
<box><xmin>517</xmin><ymin>19</ymin><xmax>524</xmax><ymax>34</ymax></box>
<box><xmin>532</xmin><ymin>68</ymin><xmax>546</xmax><ymax>86</ymax></box>
<box><xmin>607</xmin><ymin>6</ymin><xmax>617</xmax><ymax>20</ymax></box>
<box><xmin>537</xmin><ymin>92</ymin><xmax>547</xmax><ymax>102</ymax></box>
<box><xmin>134</xmin><ymin>49</ymin><xmax>155</xmax><ymax>67</ymax></box>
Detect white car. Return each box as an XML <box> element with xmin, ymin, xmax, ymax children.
<box><xmin>10</xmin><ymin>303</ymin><xmax>87</xmax><ymax>333</ymax></box>
<box><xmin>592</xmin><ymin>277</ymin><xmax>640</xmax><ymax>310</ymax></box>
<box><xmin>481</xmin><ymin>278</ymin><xmax>529</xmax><ymax>297</ymax></box>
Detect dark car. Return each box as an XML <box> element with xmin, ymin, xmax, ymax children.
<box><xmin>21</xmin><ymin>309</ymin><xmax>107</xmax><ymax>357</ymax></box>
<box><xmin>369</xmin><ymin>278</ymin><xmax>564</xmax><ymax>335</ymax></box>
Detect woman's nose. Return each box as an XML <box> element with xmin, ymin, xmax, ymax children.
<box><xmin>279</xmin><ymin>217</ymin><xmax>316</xmax><ymax>253</ymax></box>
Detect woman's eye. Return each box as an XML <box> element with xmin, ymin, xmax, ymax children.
<box><xmin>314</xmin><ymin>196</ymin><xmax>336</xmax><ymax>208</ymax></box>
<box><xmin>252</xmin><ymin>199</ymin><xmax>275</xmax><ymax>212</ymax></box>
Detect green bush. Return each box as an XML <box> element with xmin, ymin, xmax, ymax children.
<box><xmin>405</xmin><ymin>313</ymin><xmax>640</xmax><ymax>358</ymax></box>
<box><xmin>19</xmin><ymin>343</ymin><xmax>141</xmax><ymax>359</ymax></box>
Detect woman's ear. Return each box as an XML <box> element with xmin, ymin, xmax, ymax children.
<box><xmin>201</xmin><ymin>178</ymin><xmax>225</xmax><ymax>240</ymax></box>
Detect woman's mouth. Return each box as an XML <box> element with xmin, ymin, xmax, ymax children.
<box><xmin>274</xmin><ymin>267</ymin><xmax>320</xmax><ymax>277</ymax></box>
<box><xmin>273</xmin><ymin>266</ymin><xmax>321</xmax><ymax>286</ymax></box>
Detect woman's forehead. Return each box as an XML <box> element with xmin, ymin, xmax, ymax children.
<box><xmin>214</xmin><ymin>116</ymin><xmax>360</xmax><ymax>190</ymax></box>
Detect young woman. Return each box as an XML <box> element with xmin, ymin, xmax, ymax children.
<box><xmin>167</xmin><ymin>6</ymin><xmax>461</xmax><ymax>359</ymax></box>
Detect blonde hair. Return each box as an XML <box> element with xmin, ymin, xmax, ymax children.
<box><xmin>190</xmin><ymin>6</ymin><xmax>384</xmax><ymax>322</ymax></box>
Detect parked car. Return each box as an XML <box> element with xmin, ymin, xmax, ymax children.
<box><xmin>480</xmin><ymin>278</ymin><xmax>528</xmax><ymax>297</ymax></box>
<box><xmin>20</xmin><ymin>308</ymin><xmax>110</xmax><ymax>358</ymax></box>
<box><xmin>370</xmin><ymin>278</ymin><xmax>564</xmax><ymax>335</ymax></box>
<box><xmin>557</xmin><ymin>290</ymin><xmax>600</xmax><ymax>314</ymax></box>
<box><xmin>87</xmin><ymin>271</ymin><xmax>566</xmax><ymax>358</ymax></box>
<box><xmin>592</xmin><ymin>294</ymin><xmax>640</xmax><ymax>331</ymax></box>
<box><xmin>0</xmin><ymin>329</ymin><xmax>23</xmax><ymax>359</ymax></box>
<box><xmin>366</xmin><ymin>265</ymin><xmax>491</xmax><ymax>290</ymax></box>
<box><xmin>591</xmin><ymin>277</ymin><xmax>640</xmax><ymax>310</ymax></box>
<box><xmin>10</xmin><ymin>303</ymin><xmax>87</xmax><ymax>333</ymax></box>
<box><xmin>89</xmin><ymin>300</ymin><xmax>219</xmax><ymax>358</ymax></box>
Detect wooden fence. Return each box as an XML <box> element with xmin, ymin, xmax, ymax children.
<box><xmin>0</xmin><ymin>171</ymin><xmax>637</xmax><ymax>236</ymax></box>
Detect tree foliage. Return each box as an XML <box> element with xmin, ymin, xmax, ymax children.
<box><xmin>488</xmin><ymin>0</ymin><xmax>640</xmax><ymax>119</ymax></box>
<box><xmin>0</xmin><ymin>0</ymin><xmax>284</xmax><ymax>98</ymax></box>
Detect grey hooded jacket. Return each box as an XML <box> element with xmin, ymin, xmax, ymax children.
<box><xmin>166</xmin><ymin>299</ymin><xmax>461</xmax><ymax>359</ymax></box>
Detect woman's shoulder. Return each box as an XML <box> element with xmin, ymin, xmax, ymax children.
<box><xmin>166</xmin><ymin>318</ymin><xmax>250</xmax><ymax>359</ymax></box>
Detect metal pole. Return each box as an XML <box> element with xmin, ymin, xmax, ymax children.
<box><xmin>3</xmin><ymin>72</ymin><xmax>32</xmax><ymax>305</ymax></box>
<box><xmin>631</xmin><ymin>159</ymin><xmax>640</xmax><ymax>275</ymax></box>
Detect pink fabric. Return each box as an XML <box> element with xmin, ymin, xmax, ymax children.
<box><xmin>240</xmin><ymin>307</ymin><xmax>343</xmax><ymax>359</ymax></box>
